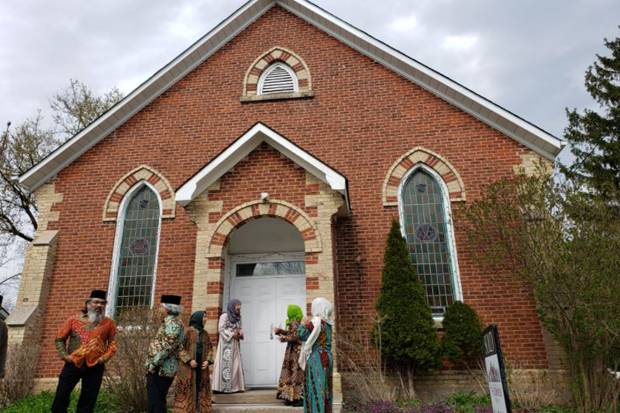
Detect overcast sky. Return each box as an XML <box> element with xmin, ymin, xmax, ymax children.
<box><xmin>0</xmin><ymin>1</ymin><xmax>618</xmax><ymax>305</ymax></box>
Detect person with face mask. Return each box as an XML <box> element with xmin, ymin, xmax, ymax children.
<box><xmin>211</xmin><ymin>299</ymin><xmax>245</xmax><ymax>393</ymax></box>
<box><xmin>51</xmin><ymin>289</ymin><xmax>117</xmax><ymax>413</ymax></box>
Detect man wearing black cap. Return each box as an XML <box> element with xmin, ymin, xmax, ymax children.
<box><xmin>0</xmin><ymin>295</ymin><xmax>7</xmax><ymax>379</ymax></box>
<box><xmin>51</xmin><ymin>289</ymin><xmax>117</xmax><ymax>413</ymax></box>
<box><xmin>145</xmin><ymin>294</ymin><xmax>185</xmax><ymax>413</ymax></box>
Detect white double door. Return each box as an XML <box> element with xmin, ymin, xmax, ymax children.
<box><xmin>229</xmin><ymin>255</ymin><xmax>306</xmax><ymax>387</ymax></box>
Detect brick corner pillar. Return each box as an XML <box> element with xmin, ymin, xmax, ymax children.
<box><xmin>305</xmin><ymin>172</ymin><xmax>346</xmax><ymax>413</ymax></box>
<box><xmin>6</xmin><ymin>230</ymin><xmax>59</xmax><ymax>356</ymax></box>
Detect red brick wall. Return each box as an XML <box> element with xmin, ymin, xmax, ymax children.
<box><xmin>37</xmin><ymin>5</ymin><xmax>547</xmax><ymax>377</ymax></box>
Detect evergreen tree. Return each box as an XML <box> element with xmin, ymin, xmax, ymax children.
<box><xmin>561</xmin><ymin>31</ymin><xmax>620</xmax><ymax>206</ymax></box>
<box><xmin>375</xmin><ymin>220</ymin><xmax>440</xmax><ymax>375</ymax></box>
<box><xmin>441</xmin><ymin>301</ymin><xmax>483</xmax><ymax>366</ymax></box>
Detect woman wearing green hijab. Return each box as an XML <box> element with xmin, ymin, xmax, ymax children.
<box><xmin>173</xmin><ymin>311</ymin><xmax>214</xmax><ymax>413</ymax></box>
<box><xmin>274</xmin><ymin>304</ymin><xmax>305</xmax><ymax>406</ymax></box>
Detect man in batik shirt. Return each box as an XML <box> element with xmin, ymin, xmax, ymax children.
<box><xmin>145</xmin><ymin>294</ymin><xmax>185</xmax><ymax>413</ymax></box>
<box><xmin>52</xmin><ymin>289</ymin><xmax>117</xmax><ymax>413</ymax></box>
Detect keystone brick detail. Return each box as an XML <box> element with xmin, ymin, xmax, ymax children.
<box><xmin>243</xmin><ymin>46</ymin><xmax>312</xmax><ymax>97</ymax></box>
<box><xmin>102</xmin><ymin>165</ymin><xmax>176</xmax><ymax>221</ymax></box>
<box><xmin>382</xmin><ymin>146</ymin><xmax>466</xmax><ymax>205</ymax></box>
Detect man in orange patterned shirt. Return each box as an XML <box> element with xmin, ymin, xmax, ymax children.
<box><xmin>51</xmin><ymin>289</ymin><xmax>117</xmax><ymax>413</ymax></box>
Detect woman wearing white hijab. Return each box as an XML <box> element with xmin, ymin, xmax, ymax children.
<box><xmin>298</xmin><ymin>297</ymin><xmax>334</xmax><ymax>413</ymax></box>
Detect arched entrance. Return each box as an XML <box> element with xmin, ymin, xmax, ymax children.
<box><xmin>225</xmin><ymin>217</ymin><xmax>306</xmax><ymax>387</ymax></box>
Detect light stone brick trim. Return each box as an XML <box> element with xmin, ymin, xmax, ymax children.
<box><xmin>382</xmin><ymin>146</ymin><xmax>466</xmax><ymax>206</ymax></box>
<box><xmin>514</xmin><ymin>151</ymin><xmax>554</xmax><ymax>176</ymax></box>
<box><xmin>7</xmin><ymin>230</ymin><xmax>58</xmax><ymax>354</ymax></box>
<box><xmin>242</xmin><ymin>46</ymin><xmax>312</xmax><ymax>97</ymax></box>
<box><xmin>8</xmin><ymin>180</ymin><xmax>63</xmax><ymax>353</ymax></box>
<box><xmin>206</xmin><ymin>199</ymin><xmax>322</xmax><ymax>258</ymax></box>
<box><xmin>185</xmin><ymin>182</ymin><xmax>225</xmax><ymax>313</ymax></box>
<box><xmin>184</xmin><ymin>175</ymin><xmax>344</xmax><ymax>408</ymax></box>
<box><xmin>304</xmin><ymin>172</ymin><xmax>345</xmax><ymax>407</ymax></box>
<box><xmin>35</xmin><ymin>182</ymin><xmax>63</xmax><ymax>231</ymax></box>
<box><xmin>103</xmin><ymin>165</ymin><xmax>175</xmax><ymax>222</ymax></box>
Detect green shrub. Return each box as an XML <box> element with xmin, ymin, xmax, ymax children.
<box><xmin>441</xmin><ymin>301</ymin><xmax>483</xmax><ymax>366</ymax></box>
<box><xmin>446</xmin><ymin>391</ymin><xmax>490</xmax><ymax>413</ymax></box>
<box><xmin>536</xmin><ymin>406</ymin><xmax>579</xmax><ymax>413</ymax></box>
<box><xmin>1</xmin><ymin>390</ymin><xmax>117</xmax><ymax>413</ymax></box>
<box><xmin>375</xmin><ymin>220</ymin><xmax>440</xmax><ymax>384</ymax></box>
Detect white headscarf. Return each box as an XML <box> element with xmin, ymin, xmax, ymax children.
<box><xmin>299</xmin><ymin>297</ymin><xmax>333</xmax><ymax>370</ymax></box>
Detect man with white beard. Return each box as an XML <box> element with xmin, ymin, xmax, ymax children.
<box><xmin>51</xmin><ymin>290</ymin><xmax>117</xmax><ymax>413</ymax></box>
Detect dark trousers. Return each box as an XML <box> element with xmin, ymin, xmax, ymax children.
<box><xmin>146</xmin><ymin>372</ymin><xmax>174</xmax><ymax>413</ymax></box>
<box><xmin>51</xmin><ymin>362</ymin><xmax>105</xmax><ymax>413</ymax></box>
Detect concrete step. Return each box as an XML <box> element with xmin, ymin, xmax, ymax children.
<box><xmin>213</xmin><ymin>389</ymin><xmax>282</xmax><ymax>405</ymax></box>
<box><xmin>212</xmin><ymin>389</ymin><xmax>303</xmax><ymax>412</ymax></box>
<box><xmin>214</xmin><ymin>405</ymin><xmax>303</xmax><ymax>413</ymax></box>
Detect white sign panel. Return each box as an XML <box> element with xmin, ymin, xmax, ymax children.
<box><xmin>485</xmin><ymin>354</ymin><xmax>508</xmax><ymax>413</ymax></box>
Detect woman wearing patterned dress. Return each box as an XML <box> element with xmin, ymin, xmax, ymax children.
<box><xmin>274</xmin><ymin>304</ymin><xmax>304</xmax><ymax>406</ymax></box>
<box><xmin>211</xmin><ymin>299</ymin><xmax>245</xmax><ymax>393</ymax></box>
<box><xmin>298</xmin><ymin>297</ymin><xmax>334</xmax><ymax>413</ymax></box>
<box><xmin>173</xmin><ymin>311</ymin><xmax>214</xmax><ymax>413</ymax></box>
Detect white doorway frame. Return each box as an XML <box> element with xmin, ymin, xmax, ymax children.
<box><xmin>224</xmin><ymin>251</ymin><xmax>306</xmax><ymax>388</ymax></box>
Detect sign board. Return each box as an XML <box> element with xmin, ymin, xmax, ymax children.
<box><xmin>483</xmin><ymin>325</ymin><xmax>512</xmax><ymax>413</ymax></box>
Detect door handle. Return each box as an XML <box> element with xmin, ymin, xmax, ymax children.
<box><xmin>270</xmin><ymin>323</ymin><xmax>274</xmax><ymax>340</ymax></box>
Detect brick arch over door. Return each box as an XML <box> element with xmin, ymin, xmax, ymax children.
<box><xmin>206</xmin><ymin>199</ymin><xmax>322</xmax><ymax>258</ymax></box>
<box><xmin>382</xmin><ymin>147</ymin><xmax>466</xmax><ymax>206</ymax></box>
<box><xmin>242</xmin><ymin>46</ymin><xmax>312</xmax><ymax>97</ymax></box>
<box><xmin>102</xmin><ymin>165</ymin><xmax>176</xmax><ymax>221</ymax></box>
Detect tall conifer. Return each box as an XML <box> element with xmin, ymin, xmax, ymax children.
<box><xmin>375</xmin><ymin>220</ymin><xmax>440</xmax><ymax>373</ymax></box>
<box><xmin>562</xmin><ymin>31</ymin><xmax>620</xmax><ymax>207</ymax></box>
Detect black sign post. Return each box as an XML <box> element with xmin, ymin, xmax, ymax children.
<box><xmin>482</xmin><ymin>325</ymin><xmax>512</xmax><ymax>413</ymax></box>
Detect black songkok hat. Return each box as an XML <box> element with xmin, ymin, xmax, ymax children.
<box><xmin>161</xmin><ymin>295</ymin><xmax>182</xmax><ymax>305</ymax></box>
<box><xmin>90</xmin><ymin>290</ymin><xmax>107</xmax><ymax>301</ymax></box>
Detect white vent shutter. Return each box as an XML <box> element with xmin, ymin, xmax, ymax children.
<box><xmin>259</xmin><ymin>63</ymin><xmax>298</xmax><ymax>94</ymax></box>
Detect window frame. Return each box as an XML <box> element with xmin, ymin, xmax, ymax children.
<box><xmin>106</xmin><ymin>181</ymin><xmax>163</xmax><ymax>317</ymax></box>
<box><xmin>397</xmin><ymin>164</ymin><xmax>463</xmax><ymax>319</ymax></box>
<box><xmin>257</xmin><ymin>62</ymin><xmax>299</xmax><ymax>95</ymax></box>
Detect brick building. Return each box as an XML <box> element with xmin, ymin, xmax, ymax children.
<box><xmin>8</xmin><ymin>0</ymin><xmax>564</xmax><ymax>407</ymax></box>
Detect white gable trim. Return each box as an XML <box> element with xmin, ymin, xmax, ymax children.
<box><xmin>176</xmin><ymin>123</ymin><xmax>349</xmax><ymax>209</ymax></box>
<box><xmin>19</xmin><ymin>0</ymin><xmax>562</xmax><ymax>191</ymax></box>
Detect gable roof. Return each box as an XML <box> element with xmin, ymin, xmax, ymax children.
<box><xmin>176</xmin><ymin>122</ymin><xmax>349</xmax><ymax>211</ymax></box>
<box><xmin>19</xmin><ymin>0</ymin><xmax>563</xmax><ymax>191</ymax></box>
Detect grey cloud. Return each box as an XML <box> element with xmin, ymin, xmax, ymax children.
<box><xmin>1</xmin><ymin>0</ymin><xmax>618</xmax><ymax>154</ymax></box>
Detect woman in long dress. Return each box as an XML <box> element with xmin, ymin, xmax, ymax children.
<box><xmin>212</xmin><ymin>299</ymin><xmax>245</xmax><ymax>393</ymax></box>
<box><xmin>274</xmin><ymin>304</ymin><xmax>304</xmax><ymax>406</ymax></box>
<box><xmin>298</xmin><ymin>297</ymin><xmax>334</xmax><ymax>413</ymax></box>
<box><xmin>173</xmin><ymin>311</ymin><xmax>214</xmax><ymax>413</ymax></box>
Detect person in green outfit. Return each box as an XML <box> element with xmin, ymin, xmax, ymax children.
<box><xmin>274</xmin><ymin>304</ymin><xmax>304</xmax><ymax>406</ymax></box>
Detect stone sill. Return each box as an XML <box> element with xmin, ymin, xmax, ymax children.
<box><xmin>240</xmin><ymin>91</ymin><xmax>314</xmax><ymax>103</ymax></box>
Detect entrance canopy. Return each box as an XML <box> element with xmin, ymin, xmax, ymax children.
<box><xmin>176</xmin><ymin>122</ymin><xmax>350</xmax><ymax>212</ymax></box>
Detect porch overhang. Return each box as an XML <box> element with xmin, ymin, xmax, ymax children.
<box><xmin>176</xmin><ymin>123</ymin><xmax>350</xmax><ymax>213</ymax></box>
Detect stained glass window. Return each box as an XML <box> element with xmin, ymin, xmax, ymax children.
<box><xmin>401</xmin><ymin>170</ymin><xmax>455</xmax><ymax>316</ymax></box>
<box><xmin>114</xmin><ymin>186</ymin><xmax>160</xmax><ymax>315</ymax></box>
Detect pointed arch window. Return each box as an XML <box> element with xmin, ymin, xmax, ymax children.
<box><xmin>400</xmin><ymin>168</ymin><xmax>460</xmax><ymax>317</ymax></box>
<box><xmin>258</xmin><ymin>62</ymin><xmax>298</xmax><ymax>95</ymax></box>
<box><xmin>109</xmin><ymin>184</ymin><xmax>161</xmax><ymax>316</ymax></box>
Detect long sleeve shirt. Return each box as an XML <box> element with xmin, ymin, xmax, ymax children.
<box><xmin>54</xmin><ymin>313</ymin><xmax>117</xmax><ymax>368</ymax></box>
<box><xmin>145</xmin><ymin>315</ymin><xmax>184</xmax><ymax>377</ymax></box>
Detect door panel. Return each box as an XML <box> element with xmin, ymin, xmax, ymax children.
<box><xmin>231</xmin><ymin>259</ymin><xmax>306</xmax><ymax>387</ymax></box>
